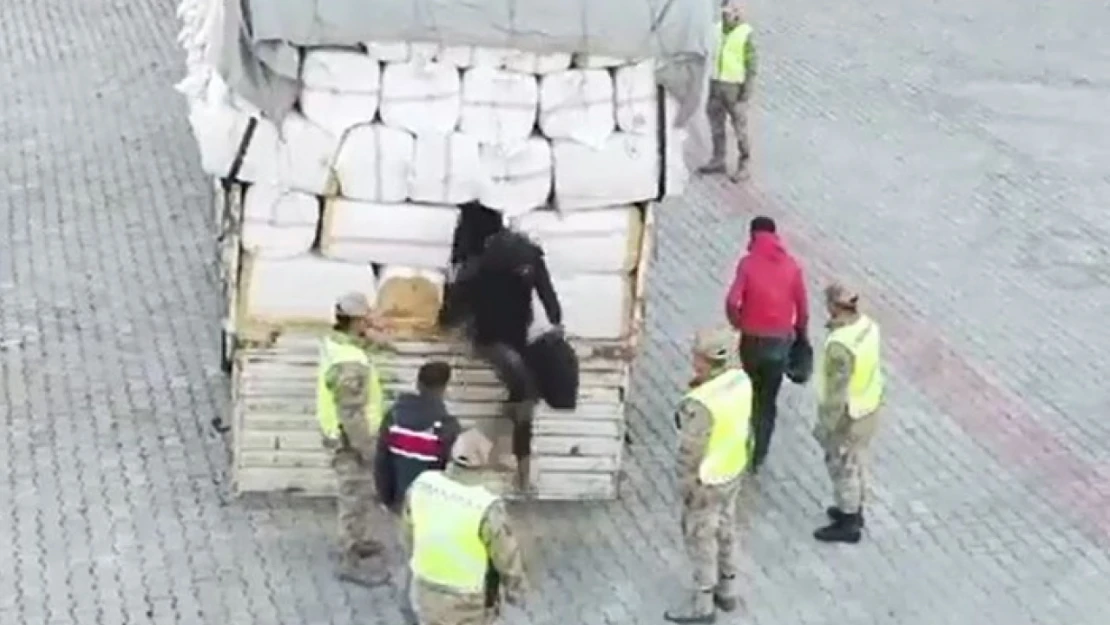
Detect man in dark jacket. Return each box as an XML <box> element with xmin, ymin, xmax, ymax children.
<box><xmin>374</xmin><ymin>361</ymin><xmax>461</xmax><ymax>511</ymax></box>
<box><xmin>723</xmin><ymin>216</ymin><xmax>809</xmax><ymax>472</ymax></box>
<box><xmin>439</xmin><ymin>229</ymin><xmax>563</xmax><ymax>494</ymax></box>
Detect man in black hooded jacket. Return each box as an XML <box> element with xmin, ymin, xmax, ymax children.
<box><xmin>439</xmin><ymin>227</ymin><xmax>563</xmax><ymax>493</ymax></box>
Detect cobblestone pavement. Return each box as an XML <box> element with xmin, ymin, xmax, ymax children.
<box><xmin>3</xmin><ymin>0</ymin><xmax>1110</xmax><ymax>623</ymax></box>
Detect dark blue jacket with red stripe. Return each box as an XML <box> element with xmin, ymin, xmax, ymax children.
<box><xmin>373</xmin><ymin>391</ymin><xmax>461</xmax><ymax>512</ymax></box>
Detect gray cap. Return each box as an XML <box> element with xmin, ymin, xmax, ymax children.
<box><xmin>335</xmin><ymin>291</ymin><xmax>373</xmax><ymax>317</ymax></box>
<box><xmin>694</xmin><ymin>327</ymin><xmax>735</xmax><ymax>361</ymax></box>
<box><xmin>451</xmin><ymin>429</ymin><xmax>493</xmax><ymax>468</ymax></box>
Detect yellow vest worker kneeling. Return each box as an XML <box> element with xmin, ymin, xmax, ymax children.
<box><xmin>665</xmin><ymin>327</ymin><xmax>754</xmax><ymax>625</ymax></box>
<box><xmin>812</xmin><ymin>283</ymin><xmax>884</xmax><ymax>544</ymax></box>
<box><xmin>402</xmin><ymin>429</ymin><xmax>527</xmax><ymax>625</ymax></box>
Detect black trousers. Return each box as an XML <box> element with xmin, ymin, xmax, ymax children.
<box><xmin>738</xmin><ymin>334</ymin><xmax>792</xmax><ymax>469</ymax></box>
<box><xmin>474</xmin><ymin>342</ymin><xmax>537</xmax><ymax>458</ymax></box>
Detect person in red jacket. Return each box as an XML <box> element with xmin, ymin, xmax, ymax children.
<box><xmin>724</xmin><ymin>216</ymin><xmax>809</xmax><ymax>472</ymax></box>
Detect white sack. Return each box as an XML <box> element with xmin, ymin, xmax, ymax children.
<box><xmin>503</xmin><ymin>51</ymin><xmax>571</xmax><ymax>75</ymax></box>
<box><xmin>241</xmin><ymin>184</ymin><xmax>320</xmax><ymax>259</ymax></box>
<box><xmin>380</xmin><ymin>62</ymin><xmax>462</xmax><ymax>135</ymax></box>
<box><xmin>553</xmin><ymin>133</ymin><xmax>658</xmax><ymax>210</ymax></box>
<box><xmin>406</xmin><ymin>133</ymin><xmax>479</xmax><ymax>204</ymax></box>
<box><xmin>575</xmin><ymin>54</ymin><xmax>628</xmax><ymax>69</ymax></box>
<box><xmin>514</xmin><ymin>206</ymin><xmax>642</xmax><ymax>274</ymax></box>
<box><xmin>478</xmin><ymin>139</ymin><xmax>552</xmax><ymax>217</ymax></box>
<box><xmin>321</xmin><ymin>199</ymin><xmax>459</xmax><ymax>269</ymax></box>
<box><xmin>299</xmin><ymin>89</ymin><xmax>379</xmax><ymax>136</ymax></box>
<box><xmin>241</xmin><ymin>254</ymin><xmax>378</xmax><ymax>325</ymax></box>
<box><xmin>187</xmin><ymin>99</ymin><xmax>278</xmax><ymax>183</ymax></box>
<box><xmin>439</xmin><ymin>46</ymin><xmax>514</xmax><ymax>68</ymax></box>
<box><xmin>366</xmin><ymin>41</ymin><xmax>410</xmax><ymax>62</ymax></box>
<box><xmin>334</xmin><ymin>124</ymin><xmax>415</xmax><ymax>203</ymax></box>
<box><xmin>460</xmin><ymin>67</ymin><xmax>539</xmax><ymax>145</ymax></box>
<box><xmin>552</xmin><ymin>273</ymin><xmax>632</xmax><ymax>340</ymax></box>
<box><xmin>301</xmin><ymin>49</ymin><xmax>381</xmax><ymax>93</ymax></box>
<box><xmin>408</xmin><ymin>133</ymin><xmax>484</xmax><ymax>205</ymax></box>
<box><xmin>614</xmin><ymin>60</ymin><xmax>657</xmax><ymax>135</ymax></box>
<box><xmin>539</xmin><ymin>70</ymin><xmax>615</xmax><ymax>148</ymax></box>
<box><xmin>276</xmin><ymin>113</ymin><xmax>341</xmax><ymax>196</ymax></box>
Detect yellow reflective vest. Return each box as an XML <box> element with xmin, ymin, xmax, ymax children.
<box><xmin>817</xmin><ymin>315</ymin><xmax>884</xmax><ymax>418</ymax></box>
<box><xmin>685</xmin><ymin>368</ymin><xmax>754</xmax><ymax>485</ymax></box>
<box><xmin>409</xmin><ymin>471</ymin><xmax>499</xmax><ymax>592</ymax></box>
<box><xmin>713</xmin><ymin>22</ymin><xmax>753</xmax><ymax>84</ymax></box>
<box><xmin>316</xmin><ymin>333</ymin><xmax>385</xmax><ymax>441</ymax></box>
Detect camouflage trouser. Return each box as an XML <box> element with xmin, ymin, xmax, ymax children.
<box><xmin>705</xmin><ymin>79</ymin><xmax>750</xmax><ymax>163</ymax></box>
<box><xmin>680</xmin><ymin>477</ymin><xmax>743</xmax><ymax>589</ymax></box>
<box><xmin>333</xmin><ymin>449</ymin><xmax>376</xmax><ymax>554</ymax></box>
<box><xmin>821</xmin><ymin>412</ymin><xmax>880</xmax><ymax>514</ymax></box>
<box><xmin>411</xmin><ymin>578</ymin><xmax>494</xmax><ymax>625</ymax></box>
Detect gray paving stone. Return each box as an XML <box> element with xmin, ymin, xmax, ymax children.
<box><xmin>4</xmin><ymin>0</ymin><xmax>1110</xmax><ymax>623</ymax></box>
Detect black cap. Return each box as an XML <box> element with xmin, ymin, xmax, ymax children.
<box><xmin>749</xmin><ymin>216</ymin><xmax>776</xmax><ymax>234</ymax></box>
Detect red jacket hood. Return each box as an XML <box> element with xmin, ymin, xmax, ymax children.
<box><xmin>748</xmin><ymin>232</ymin><xmax>788</xmax><ymax>260</ymax></box>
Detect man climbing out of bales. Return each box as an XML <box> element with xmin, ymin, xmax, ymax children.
<box><xmin>402</xmin><ymin>429</ymin><xmax>527</xmax><ymax>625</ymax></box>
<box><xmin>667</xmin><ymin>327</ymin><xmax>754</xmax><ymax>624</ymax></box>
<box><xmin>439</xmin><ymin>207</ymin><xmax>564</xmax><ymax>496</ymax></box>
<box><xmin>374</xmin><ymin>360</ymin><xmax>462</xmax><ymax>624</ymax></box>
<box><xmin>699</xmin><ymin>2</ymin><xmax>758</xmax><ymax>182</ymax></box>
<box><xmin>318</xmin><ymin>291</ymin><xmax>393</xmax><ymax>587</ymax></box>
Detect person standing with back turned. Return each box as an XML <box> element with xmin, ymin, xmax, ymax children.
<box><xmin>665</xmin><ymin>327</ymin><xmax>753</xmax><ymax>624</ymax></box>
<box><xmin>698</xmin><ymin>3</ymin><xmax>758</xmax><ymax>182</ymax></box>
<box><xmin>317</xmin><ymin>292</ymin><xmax>393</xmax><ymax>587</ymax></box>
<box><xmin>724</xmin><ymin>216</ymin><xmax>809</xmax><ymax>474</ymax></box>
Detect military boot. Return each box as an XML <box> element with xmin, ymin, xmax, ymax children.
<box><xmin>697</xmin><ymin>158</ymin><xmax>727</xmax><ymax>175</ymax></box>
<box><xmin>336</xmin><ymin>550</ymin><xmax>391</xmax><ymax>588</ymax></box>
<box><xmin>713</xmin><ymin>574</ymin><xmax>740</xmax><ymax>612</ymax></box>
<box><xmin>826</xmin><ymin>506</ymin><xmax>866</xmax><ymax>528</ymax></box>
<box><xmin>814</xmin><ymin>513</ymin><xmax>863</xmax><ymax>544</ymax></box>
<box><xmin>729</xmin><ymin>156</ymin><xmax>750</xmax><ymax>182</ymax></box>
<box><xmin>664</xmin><ymin>588</ymin><xmax>717</xmax><ymax>624</ymax></box>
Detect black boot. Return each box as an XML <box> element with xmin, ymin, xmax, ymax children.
<box><xmin>814</xmin><ymin>513</ymin><xmax>862</xmax><ymax>544</ymax></box>
<box><xmin>826</xmin><ymin>506</ymin><xmax>866</xmax><ymax>528</ymax></box>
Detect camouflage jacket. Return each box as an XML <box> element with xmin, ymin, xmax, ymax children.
<box><xmin>400</xmin><ymin>467</ymin><xmax>527</xmax><ymax>604</ymax></box>
<box><xmin>325</xmin><ymin>331</ymin><xmax>378</xmax><ymax>462</ymax></box>
<box><xmin>814</xmin><ymin>318</ymin><xmax>856</xmax><ymax>445</ymax></box>
<box><xmin>674</xmin><ymin>366</ymin><xmax>731</xmax><ymax>496</ymax></box>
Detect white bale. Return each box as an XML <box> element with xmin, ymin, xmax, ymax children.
<box><xmin>320</xmin><ymin>199</ymin><xmax>460</xmax><ymax>269</ymax></box>
<box><xmin>503</xmin><ymin>51</ymin><xmax>571</xmax><ymax>75</ymax></box>
<box><xmin>241</xmin><ymin>184</ymin><xmax>320</xmax><ymax>259</ymax></box>
<box><xmin>478</xmin><ymin>139</ymin><xmax>552</xmax><ymax>217</ymax></box>
<box><xmin>460</xmin><ymin>67</ymin><xmax>539</xmax><ymax>145</ymax></box>
<box><xmin>302</xmin><ymin>49</ymin><xmax>381</xmax><ymax>93</ymax></box>
<box><xmin>380</xmin><ymin>61</ymin><xmax>462</xmax><ymax>135</ymax></box>
<box><xmin>539</xmin><ymin>69</ymin><xmax>615</xmax><ymax>147</ymax></box>
<box><xmin>553</xmin><ymin>273</ymin><xmax>632</xmax><ymax>340</ymax></box>
<box><xmin>439</xmin><ymin>46</ymin><xmax>515</xmax><ymax>68</ymax></box>
<box><xmin>375</xmin><ymin>266</ymin><xmax>445</xmax><ymax>334</ymax></box>
<box><xmin>552</xmin><ymin>133</ymin><xmax>657</xmax><ymax>210</ymax></box>
<box><xmin>366</xmin><ymin>41</ymin><xmax>410</xmax><ymax>62</ymax></box>
<box><xmin>277</xmin><ymin>113</ymin><xmax>341</xmax><ymax>196</ymax></box>
<box><xmin>299</xmin><ymin>89</ymin><xmax>379</xmax><ymax>136</ymax></box>
<box><xmin>187</xmin><ymin>99</ymin><xmax>279</xmax><ymax>183</ymax></box>
<box><xmin>334</xmin><ymin>124</ymin><xmax>415</xmax><ymax>203</ymax></box>
<box><xmin>241</xmin><ymin>254</ymin><xmax>378</xmax><ymax>325</ymax></box>
<box><xmin>514</xmin><ymin>206</ymin><xmax>642</xmax><ymax>274</ymax></box>
<box><xmin>614</xmin><ymin>60</ymin><xmax>657</xmax><ymax>135</ymax></box>
<box><xmin>408</xmin><ymin>133</ymin><xmax>484</xmax><ymax>205</ymax></box>
<box><xmin>575</xmin><ymin>54</ymin><xmax>627</xmax><ymax>68</ymax></box>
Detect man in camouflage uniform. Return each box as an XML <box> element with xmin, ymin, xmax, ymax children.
<box><xmin>318</xmin><ymin>292</ymin><xmax>395</xmax><ymax>587</ymax></box>
<box><xmin>666</xmin><ymin>327</ymin><xmax>754</xmax><ymax>624</ymax></box>
<box><xmin>698</xmin><ymin>3</ymin><xmax>758</xmax><ymax>182</ymax></box>
<box><xmin>812</xmin><ymin>284</ymin><xmax>884</xmax><ymax>544</ymax></box>
<box><xmin>402</xmin><ymin>429</ymin><xmax>527</xmax><ymax>625</ymax></box>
